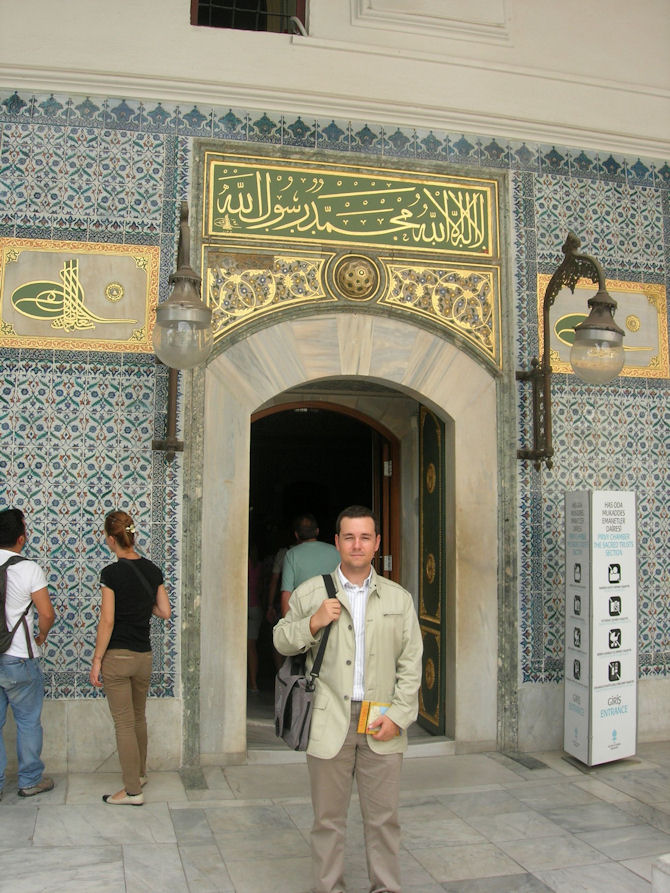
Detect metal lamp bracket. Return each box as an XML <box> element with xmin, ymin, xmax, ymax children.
<box><xmin>517</xmin><ymin>232</ymin><xmax>603</xmax><ymax>471</ymax></box>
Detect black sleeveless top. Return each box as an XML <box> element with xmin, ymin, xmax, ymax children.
<box><xmin>100</xmin><ymin>557</ymin><xmax>164</xmax><ymax>652</ymax></box>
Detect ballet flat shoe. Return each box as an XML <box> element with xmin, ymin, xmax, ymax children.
<box><xmin>102</xmin><ymin>791</ymin><xmax>144</xmax><ymax>806</ymax></box>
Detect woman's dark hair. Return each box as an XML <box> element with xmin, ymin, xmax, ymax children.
<box><xmin>0</xmin><ymin>508</ymin><xmax>26</xmax><ymax>548</ymax></box>
<box><xmin>335</xmin><ymin>505</ymin><xmax>379</xmax><ymax>536</ymax></box>
<box><xmin>104</xmin><ymin>510</ymin><xmax>136</xmax><ymax>549</ymax></box>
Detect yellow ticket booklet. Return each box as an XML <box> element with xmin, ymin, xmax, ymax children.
<box><xmin>356</xmin><ymin>701</ymin><xmax>400</xmax><ymax>735</ymax></box>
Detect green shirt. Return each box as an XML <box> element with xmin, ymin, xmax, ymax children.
<box><xmin>281</xmin><ymin>541</ymin><xmax>340</xmax><ymax>592</ymax></box>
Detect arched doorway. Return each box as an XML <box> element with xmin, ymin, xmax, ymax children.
<box><xmin>246</xmin><ymin>401</ymin><xmax>402</xmax><ymax>735</ymax></box>
<box><xmin>196</xmin><ymin>313</ymin><xmax>502</xmax><ymax>765</ymax></box>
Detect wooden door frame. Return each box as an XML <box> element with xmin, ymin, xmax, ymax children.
<box><xmin>251</xmin><ymin>401</ymin><xmax>401</xmax><ymax>581</ymax></box>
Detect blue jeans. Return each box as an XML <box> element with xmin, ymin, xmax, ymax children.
<box><xmin>0</xmin><ymin>655</ymin><xmax>45</xmax><ymax>790</ymax></box>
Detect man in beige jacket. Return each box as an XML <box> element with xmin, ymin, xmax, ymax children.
<box><xmin>273</xmin><ymin>505</ymin><xmax>423</xmax><ymax>893</ymax></box>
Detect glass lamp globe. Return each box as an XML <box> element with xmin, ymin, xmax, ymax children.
<box><xmin>152</xmin><ymin>282</ymin><xmax>213</xmax><ymax>370</ymax></box>
<box><xmin>569</xmin><ymin>291</ymin><xmax>625</xmax><ymax>385</ymax></box>
<box><xmin>570</xmin><ymin>331</ymin><xmax>625</xmax><ymax>384</ymax></box>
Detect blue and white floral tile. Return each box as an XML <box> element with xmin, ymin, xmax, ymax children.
<box><xmin>480</xmin><ymin>137</ymin><xmax>512</xmax><ymax>169</ymax></box>
<box><xmin>118</xmin><ymin>416</ymin><xmax>155</xmax><ymax>450</ymax></box>
<box><xmin>538</xmin><ymin>144</ymin><xmax>571</xmax><ymax>177</ymax></box>
<box><xmin>446</xmin><ymin>133</ymin><xmax>481</xmax><ymax>165</ymax></box>
<box><xmin>247</xmin><ymin>111</ymin><xmax>282</xmax><ymax>144</ymax></box>
<box><xmin>212</xmin><ymin>107</ymin><xmax>248</xmax><ymax>141</ymax></box>
<box><xmin>176</xmin><ymin>104</ymin><xmax>214</xmax><ymax>138</ymax></box>
<box><xmin>104</xmin><ymin>98</ymin><xmax>144</xmax><ymax>131</ymax></box>
<box><xmin>568</xmin><ymin>148</ymin><xmax>599</xmax><ymax>180</ymax></box>
<box><xmin>67</xmin><ymin>96</ymin><xmax>106</xmax><ymax>129</ymax></box>
<box><xmin>381</xmin><ymin>127</ymin><xmax>417</xmax><ymax>159</ymax></box>
<box><xmin>282</xmin><ymin>114</ymin><xmax>318</xmax><ymax>148</ymax></box>
<box><xmin>0</xmin><ymin>91</ymin><xmax>33</xmax><ymax>121</ymax></box>
<box><xmin>414</xmin><ymin>128</ymin><xmax>447</xmax><ymax>160</ymax></box>
<box><xmin>596</xmin><ymin>152</ymin><xmax>627</xmax><ymax>183</ymax></box>
<box><xmin>350</xmin><ymin>122</ymin><xmax>384</xmax><ymax>155</ymax></box>
<box><xmin>315</xmin><ymin>118</ymin><xmax>351</xmax><ymax>153</ymax></box>
<box><xmin>140</xmin><ymin>101</ymin><xmax>179</xmax><ymax>134</ymax></box>
<box><xmin>509</xmin><ymin>141</ymin><xmax>540</xmax><ymax>171</ymax></box>
<box><xmin>120</xmin><ymin>363</ymin><xmax>157</xmax><ymax>409</ymax></box>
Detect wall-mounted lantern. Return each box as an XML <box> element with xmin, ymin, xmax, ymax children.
<box><xmin>153</xmin><ymin>201</ymin><xmax>212</xmax><ymax>370</ymax></box>
<box><xmin>152</xmin><ymin>201</ymin><xmax>213</xmax><ymax>459</ymax></box>
<box><xmin>517</xmin><ymin>232</ymin><xmax>625</xmax><ymax>470</ymax></box>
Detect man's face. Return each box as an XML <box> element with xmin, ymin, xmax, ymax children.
<box><xmin>335</xmin><ymin>516</ymin><xmax>380</xmax><ymax>576</ymax></box>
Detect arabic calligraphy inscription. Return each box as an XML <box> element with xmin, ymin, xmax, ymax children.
<box><xmin>201</xmin><ymin>149</ymin><xmax>501</xmax><ymax>367</ymax></box>
<box><xmin>0</xmin><ymin>239</ymin><xmax>159</xmax><ymax>352</ymax></box>
<box><xmin>538</xmin><ymin>274</ymin><xmax>668</xmax><ymax>379</ymax></box>
<box><xmin>205</xmin><ymin>154</ymin><xmax>497</xmax><ymax>257</ymax></box>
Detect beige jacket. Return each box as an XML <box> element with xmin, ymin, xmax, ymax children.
<box><xmin>273</xmin><ymin>568</ymin><xmax>423</xmax><ymax>759</ymax></box>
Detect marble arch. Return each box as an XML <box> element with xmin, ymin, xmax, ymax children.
<box><xmin>198</xmin><ymin>311</ymin><xmax>501</xmax><ymax>763</ymax></box>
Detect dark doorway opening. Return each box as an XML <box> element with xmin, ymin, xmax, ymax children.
<box><xmin>250</xmin><ymin>406</ymin><xmax>376</xmax><ymax>549</ymax></box>
<box><xmin>248</xmin><ymin>406</ymin><xmax>378</xmax><ymax>701</ymax></box>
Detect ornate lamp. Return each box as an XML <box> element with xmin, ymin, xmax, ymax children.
<box><xmin>152</xmin><ymin>201</ymin><xmax>212</xmax><ymax>370</ymax></box>
<box><xmin>152</xmin><ymin>201</ymin><xmax>213</xmax><ymax>460</ymax></box>
<box><xmin>517</xmin><ymin>232</ymin><xmax>625</xmax><ymax>470</ymax></box>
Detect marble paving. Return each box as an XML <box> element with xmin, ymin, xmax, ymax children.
<box><xmin>4</xmin><ymin>742</ymin><xmax>670</xmax><ymax>891</ymax></box>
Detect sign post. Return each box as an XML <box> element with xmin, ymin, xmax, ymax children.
<box><xmin>564</xmin><ymin>490</ymin><xmax>637</xmax><ymax>765</ymax></box>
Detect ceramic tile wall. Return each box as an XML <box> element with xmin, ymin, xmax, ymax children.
<box><xmin>0</xmin><ymin>90</ymin><xmax>668</xmax><ymax>695</ymax></box>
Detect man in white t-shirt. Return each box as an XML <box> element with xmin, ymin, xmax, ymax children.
<box><xmin>0</xmin><ymin>508</ymin><xmax>55</xmax><ymax>798</ymax></box>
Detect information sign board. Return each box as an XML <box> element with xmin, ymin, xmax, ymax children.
<box><xmin>564</xmin><ymin>491</ymin><xmax>637</xmax><ymax>765</ymax></box>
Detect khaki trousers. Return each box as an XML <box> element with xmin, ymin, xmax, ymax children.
<box><xmin>101</xmin><ymin>649</ymin><xmax>152</xmax><ymax>795</ymax></box>
<box><xmin>306</xmin><ymin>702</ymin><xmax>403</xmax><ymax>893</ymax></box>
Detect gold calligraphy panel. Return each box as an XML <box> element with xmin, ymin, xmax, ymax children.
<box><xmin>538</xmin><ymin>275</ymin><xmax>669</xmax><ymax>379</ymax></box>
<box><xmin>204</xmin><ymin>150</ymin><xmax>498</xmax><ymax>257</ymax></box>
<box><xmin>0</xmin><ymin>239</ymin><xmax>159</xmax><ymax>352</ymax></box>
<box><xmin>201</xmin><ymin>147</ymin><xmax>502</xmax><ymax>366</ymax></box>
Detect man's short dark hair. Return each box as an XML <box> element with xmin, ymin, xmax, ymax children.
<box><xmin>335</xmin><ymin>505</ymin><xmax>379</xmax><ymax>536</ymax></box>
<box><xmin>0</xmin><ymin>508</ymin><xmax>26</xmax><ymax>548</ymax></box>
<box><xmin>294</xmin><ymin>513</ymin><xmax>318</xmax><ymax>542</ymax></box>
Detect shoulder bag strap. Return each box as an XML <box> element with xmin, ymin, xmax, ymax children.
<box><xmin>310</xmin><ymin>573</ymin><xmax>338</xmax><ymax>679</ymax></box>
<box><xmin>1</xmin><ymin>555</ymin><xmax>33</xmax><ymax>658</ymax></box>
<box><xmin>119</xmin><ymin>558</ymin><xmax>157</xmax><ymax>601</ymax></box>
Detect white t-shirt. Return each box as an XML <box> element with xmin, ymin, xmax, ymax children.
<box><xmin>0</xmin><ymin>549</ymin><xmax>48</xmax><ymax>658</ymax></box>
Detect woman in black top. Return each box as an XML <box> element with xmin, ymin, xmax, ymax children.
<box><xmin>89</xmin><ymin>510</ymin><xmax>171</xmax><ymax>806</ymax></box>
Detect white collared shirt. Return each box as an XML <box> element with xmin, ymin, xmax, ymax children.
<box><xmin>337</xmin><ymin>565</ymin><xmax>372</xmax><ymax>701</ymax></box>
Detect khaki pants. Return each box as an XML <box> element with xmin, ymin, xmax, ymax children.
<box><xmin>101</xmin><ymin>649</ymin><xmax>152</xmax><ymax>795</ymax></box>
<box><xmin>307</xmin><ymin>702</ymin><xmax>403</xmax><ymax>893</ymax></box>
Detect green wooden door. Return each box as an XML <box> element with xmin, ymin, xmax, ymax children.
<box><xmin>418</xmin><ymin>406</ymin><xmax>445</xmax><ymax>734</ymax></box>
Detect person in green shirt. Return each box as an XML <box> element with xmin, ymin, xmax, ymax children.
<box><xmin>279</xmin><ymin>513</ymin><xmax>339</xmax><ymax>616</ymax></box>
